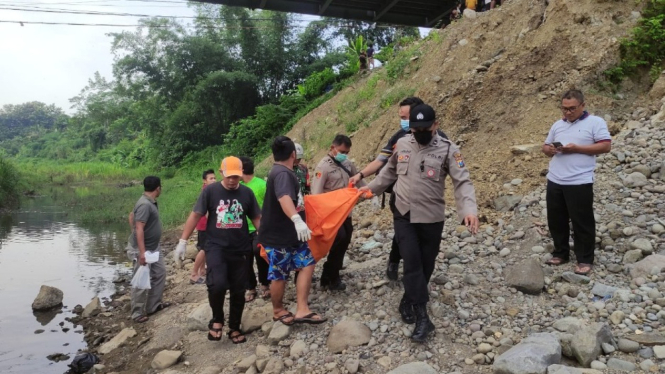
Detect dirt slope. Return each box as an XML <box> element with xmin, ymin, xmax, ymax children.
<box><xmin>265</xmin><ymin>0</ymin><xmax>651</xmax><ymax>217</ymax></box>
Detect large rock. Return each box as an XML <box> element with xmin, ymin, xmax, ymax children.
<box><xmin>511</xmin><ymin>144</ymin><xmax>541</xmax><ymax>155</ymax></box>
<box><xmin>553</xmin><ymin>317</ymin><xmax>584</xmax><ymax>333</ymax></box>
<box><xmin>327</xmin><ymin>319</ymin><xmax>372</xmax><ymax>353</ymax></box>
<box><xmin>493</xmin><ymin>333</ymin><xmax>561</xmax><ymax>374</ymax></box>
<box><xmin>547</xmin><ymin>365</ymin><xmax>582</xmax><ymax>374</ymax></box>
<box><xmin>98</xmin><ymin>328</ymin><xmax>137</xmax><ymax>354</ymax></box>
<box><xmin>187</xmin><ymin>303</ymin><xmax>212</xmax><ymax>331</ymax></box>
<box><xmin>185</xmin><ymin>243</ymin><xmax>198</xmax><ymax>260</ymax></box>
<box><xmin>151</xmin><ymin>350</ymin><xmax>182</xmax><ymax>370</ymax></box>
<box><xmin>263</xmin><ymin>357</ymin><xmax>284</xmax><ymax>374</ymax></box>
<box><xmin>387</xmin><ymin>362</ymin><xmax>438</xmax><ymax>374</ymax></box>
<box><xmin>649</xmin><ymin>70</ymin><xmax>665</xmax><ymax>100</ymax></box>
<box><xmin>629</xmin><ymin>255</ymin><xmax>665</xmax><ymax>279</ymax></box>
<box><xmin>606</xmin><ymin>358</ymin><xmax>636</xmax><ymax>372</ymax></box>
<box><xmin>590</xmin><ymin>283</ymin><xmax>617</xmax><ymax>298</ymax></box>
<box><xmin>631</xmin><ymin>238</ymin><xmax>654</xmax><ymax>254</ymax></box>
<box><xmin>618</xmin><ymin>338</ymin><xmax>640</xmax><ymax>353</ymax></box>
<box><xmin>241</xmin><ymin>303</ymin><xmax>273</xmax><ymax>333</ymax></box>
<box><xmin>623</xmin><ymin>249</ymin><xmax>643</xmax><ymax>264</ymax></box>
<box><xmin>494</xmin><ymin>195</ymin><xmax>524</xmax><ymax>212</ymax></box>
<box><xmin>625</xmin><ymin>333</ymin><xmax>665</xmax><ymax>346</ymax></box>
<box><xmin>505</xmin><ymin>258</ymin><xmax>544</xmax><ymax>295</ymax></box>
<box><xmin>570</xmin><ymin>323</ymin><xmax>613</xmax><ymax>367</ymax></box>
<box><xmin>82</xmin><ymin>297</ymin><xmax>101</xmax><ymax>318</ymax></box>
<box><xmin>32</xmin><ymin>285</ymin><xmax>64</xmax><ymax>310</ymax></box>
<box><xmin>267</xmin><ymin>322</ymin><xmax>291</xmax><ymax>345</ymax></box>
<box><xmin>622</xmin><ymin>172</ymin><xmax>648</xmax><ymax>188</ymax></box>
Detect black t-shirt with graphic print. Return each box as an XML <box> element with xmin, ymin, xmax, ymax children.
<box><xmin>258</xmin><ymin>164</ymin><xmax>306</xmax><ymax>248</ymax></box>
<box><xmin>193</xmin><ymin>182</ymin><xmax>260</xmax><ymax>252</ymax></box>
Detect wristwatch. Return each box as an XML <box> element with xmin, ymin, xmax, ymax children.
<box><xmin>359</xmin><ymin>172</ymin><xmax>365</xmax><ymax>179</ymax></box>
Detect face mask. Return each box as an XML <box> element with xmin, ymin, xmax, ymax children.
<box><xmin>413</xmin><ymin>130</ymin><xmax>433</xmax><ymax>145</ymax></box>
<box><xmin>400</xmin><ymin>119</ymin><xmax>410</xmax><ymax>131</ymax></box>
<box><xmin>334</xmin><ymin>152</ymin><xmax>347</xmax><ymax>163</ymax></box>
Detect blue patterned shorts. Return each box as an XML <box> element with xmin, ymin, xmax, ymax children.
<box><xmin>265</xmin><ymin>242</ymin><xmax>316</xmax><ymax>281</ymax></box>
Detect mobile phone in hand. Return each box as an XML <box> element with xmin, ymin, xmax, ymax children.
<box><xmin>552</xmin><ymin>142</ymin><xmax>563</xmax><ymax>148</ymax></box>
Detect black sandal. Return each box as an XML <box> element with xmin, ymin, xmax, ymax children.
<box><xmin>228</xmin><ymin>330</ymin><xmax>246</xmax><ymax>344</ymax></box>
<box><xmin>207</xmin><ymin>320</ymin><xmax>223</xmax><ymax>341</ymax></box>
<box><xmin>272</xmin><ymin>311</ymin><xmax>295</xmax><ymax>326</ymax></box>
<box><xmin>148</xmin><ymin>302</ymin><xmax>172</xmax><ymax>315</ymax></box>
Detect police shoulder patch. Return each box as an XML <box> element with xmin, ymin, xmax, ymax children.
<box><xmin>453</xmin><ymin>152</ymin><xmax>465</xmax><ymax>168</ymax></box>
<box><xmin>315</xmin><ymin>171</ymin><xmax>322</xmax><ymax>179</ymax></box>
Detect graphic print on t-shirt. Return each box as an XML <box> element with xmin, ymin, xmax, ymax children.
<box><xmin>216</xmin><ymin>199</ymin><xmax>244</xmax><ymax>229</ymax></box>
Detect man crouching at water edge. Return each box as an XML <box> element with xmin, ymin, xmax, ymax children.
<box><xmin>127</xmin><ymin>176</ymin><xmax>171</xmax><ymax>323</ymax></box>
<box><xmin>176</xmin><ymin>157</ymin><xmax>261</xmax><ymax>343</ymax></box>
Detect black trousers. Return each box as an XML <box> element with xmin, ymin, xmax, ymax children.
<box><xmin>388</xmin><ymin>192</ymin><xmax>402</xmax><ymax>264</ymax></box>
<box><xmin>321</xmin><ymin>216</ymin><xmax>353</xmax><ymax>284</ymax></box>
<box><xmin>246</xmin><ymin>233</ymin><xmax>270</xmax><ymax>289</ymax></box>
<box><xmin>205</xmin><ymin>247</ymin><xmax>247</xmax><ymax>331</ymax></box>
<box><xmin>546</xmin><ymin>180</ymin><xmax>595</xmax><ymax>264</ymax></box>
<box><xmin>393</xmin><ymin>210</ymin><xmax>445</xmax><ymax>305</ymax></box>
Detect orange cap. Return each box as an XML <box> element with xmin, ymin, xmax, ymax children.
<box><xmin>220</xmin><ymin>156</ymin><xmax>243</xmax><ymax>177</ymax></box>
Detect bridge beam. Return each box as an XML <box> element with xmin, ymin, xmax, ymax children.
<box><xmin>426</xmin><ymin>8</ymin><xmax>452</xmax><ymax>27</ymax></box>
<box><xmin>319</xmin><ymin>0</ymin><xmax>334</xmax><ymax>15</ymax></box>
<box><xmin>374</xmin><ymin>0</ymin><xmax>400</xmax><ymax>21</ymax></box>
<box><xmin>259</xmin><ymin>0</ymin><xmax>267</xmax><ymax>8</ymax></box>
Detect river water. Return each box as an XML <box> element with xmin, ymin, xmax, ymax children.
<box><xmin>0</xmin><ymin>187</ymin><xmax>131</xmax><ymax>373</ymax></box>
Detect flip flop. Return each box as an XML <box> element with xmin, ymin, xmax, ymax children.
<box><xmin>207</xmin><ymin>320</ymin><xmax>223</xmax><ymax>341</ymax></box>
<box><xmin>245</xmin><ymin>289</ymin><xmax>258</xmax><ymax>303</ymax></box>
<box><xmin>574</xmin><ymin>263</ymin><xmax>593</xmax><ymax>275</ymax></box>
<box><xmin>294</xmin><ymin>312</ymin><xmax>327</xmax><ymax>325</ymax></box>
<box><xmin>148</xmin><ymin>302</ymin><xmax>172</xmax><ymax>315</ymax></box>
<box><xmin>189</xmin><ymin>277</ymin><xmax>205</xmax><ymax>285</ymax></box>
<box><xmin>227</xmin><ymin>330</ymin><xmax>246</xmax><ymax>344</ymax></box>
<box><xmin>133</xmin><ymin>315</ymin><xmax>149</xmax><ymax>323</ymax></box>
<box><xmin>545</xmin><ymin>257</ymin><xmax>569</xmax><ymax>266</ymax></box>
<box><xmin>272</xmin><ymin>311</ymin><xmax>295</xmax><ymax>326</ymax></box>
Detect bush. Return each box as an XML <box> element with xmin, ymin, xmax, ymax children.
<box><xmin>297</xmin><ymin>68</ymin><xmax>337</xmax><ymax>100</ymax></box>
<box><xmin>0</xmin><ymin>156</ymin><xmax>21</xmax><ymax>209</ymax></box>
<box><xmin>605</xmin><ymin>0</ymin><xmax>665</xmax><ymax>84</ymax></box>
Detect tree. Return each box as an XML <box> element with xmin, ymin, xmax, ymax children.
<box><xmin>0</xmin><ymin>101</ymin><xmax>68</xmax><ymax>141</ymax></box>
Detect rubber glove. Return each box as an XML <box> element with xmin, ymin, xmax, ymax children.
<box><xmin>290</xmin><ymin>214</ymin><xmax>312</xmax><ymax>242</ymax></box>
<box><xmin>174</xmin><ymin>239</ymin><xmax>187</xmax><ymax>261</ymax></box>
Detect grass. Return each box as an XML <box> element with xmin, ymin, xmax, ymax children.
<box><xmin>0</xmin><ymin>156</ymin><xmax>21</xmax><ymax>209</ymax></box>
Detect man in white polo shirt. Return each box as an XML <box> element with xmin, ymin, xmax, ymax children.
<box><xmin>542</xmin><ymin>89</ymin><xmax>611</xmax><ymax>275</ymax></box>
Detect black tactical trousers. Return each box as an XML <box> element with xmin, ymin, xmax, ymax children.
<box><xmin>393</xmin><ymin>210</ymin><xmax>444</xmax><ymax>305</ymax></box>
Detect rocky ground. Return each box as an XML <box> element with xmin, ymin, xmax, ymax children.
<box><xmin>68</xmin><ymin>96</ymin><xmax>665</xmax><ymax>374</ymax></box>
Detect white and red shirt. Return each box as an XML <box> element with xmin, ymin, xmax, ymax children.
<box><xmin>544</xmin><ymin>112</ymin><xmax>611</xmax><ymax>185</ymax></box>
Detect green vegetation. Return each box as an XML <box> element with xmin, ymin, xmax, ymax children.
<box><xmin>0</xmin><ymin>156</ymin><xmax>20</xmax><ymax>209</ymax></box>
<box><xmin>604</xmin><ymin>0</ymin><xmax>665</xmax><ymax>85</ymax></box>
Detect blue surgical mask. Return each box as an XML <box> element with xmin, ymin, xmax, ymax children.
<box><xmin>400</xmin><ymin>119</ymin><xmax>410</xmax><ymax>131</ymax></box>
<box><xmin>334</xmin><ymin>153</ymin><xmax>347</xmax><ymax>163</ymax></box>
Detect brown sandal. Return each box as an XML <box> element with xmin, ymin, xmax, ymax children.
<box><xmin>574</xmin><ymin>263</ymin><xmax>593</xmax><ymax>275</ymax></box>
<box><xmin>272</xmin><ymin>311</ymin><xmax>295</xmax><ymax>326</ymax></box>
<box><xmin>545</xmin><ymin>257</ymin><xmax>569</xmax><ymax>266</ymax></box>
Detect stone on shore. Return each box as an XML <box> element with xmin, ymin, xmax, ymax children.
<box><xmin>386</xmin><ymin>361</ymin><xmax>438</xmax><ymax>374</ymax></box>
<box><xmin>618</xmin><ymin>338</ymin><xmax>640</xmax><ymax>353</ymax></box>
<box><xmin>505</xmin><ymin>258</ymin><xmax>544</xmax><ymax>294</ymax></box>
<box><xmin>547</xmin><ymin>365</ymin><xmax>582</xmax><ymax>374</ymax></box>
<box><xmin>151</xmin><ymin>350</ymin><xmax>182</xmax><ymax>370</ymax></box>
<box><xmin>629</xmin><ymin>255</ymin><xmax>665</xmax><ymax>279</ymax></box>
<box><xmin>493</xmin><ymin>333</ymin><xmax>561</xmax><ymax>374</ymax></box>
<box><xmin>82</xmin><ymin>297</ymin><xmax>101</xmax><ymax>318</ymax></box>
<box><xmin>494</xmin><ymin>195</ymin><xmax>524</xmax><ymax>212</ymax></box>
<box><xmin>625</xmin><ymin>333</ymin><xmax>665</xmax><ymax>346</ymax></box>
<box><xmin>606</xmin><ymin>358</ymin><xmax>637</xmax><ymax>372</ymax></box>
<box><xmin>241</xmin><ymin>303</ymin><xmax>273</xmax><ymax>333</ymax></box>
<box><xmin>98</xmin><ymin>327</ymin><xmax>137</xmax><ymax>355</ymax></box>
<box><xmin>32</xmin><ymin>285</ymin><xmax>64</xmax><ymax>310</ymax></box>
<box><xmin>570</xmin><ymin>323</ymin><xmax>612</xmax><ymax>367</ymax></box>
<box><xmin>327</xmin><ymin>319</ymin><xmax>372</xmax><ymax>353</ymax></box>
<box><xmin>268</xmin><ymin>322</ymin><xmax>291</xmax><ymax>345</ymax></box>
<box><xmin>186</xmin><ymin>303</ymin><xmax>212</xmax><ymax>331</ymax></box>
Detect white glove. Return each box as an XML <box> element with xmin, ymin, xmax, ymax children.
<box><xmin>370</xmin><ymin>196</ymin><xmax>381</xmax><ymax>210</ymax></box>
<box><xmin>174</xmin><ymin>239</ymin><xmax>187</xmax><ymax>261</ymax></box>
<box><xmin>291</xmin><ymin>214</ymin><xmax>312</xmax><ymax>242</ymax></box>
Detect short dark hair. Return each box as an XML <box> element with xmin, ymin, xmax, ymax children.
<box><xmin>399</xmin><ymin>97</ymin><xmax>424</xmax><ymax>109</ymax></box>
<box><xmin>202</xmin><ymin>169</ymin><xmax>215</xmax><ymax>180</ymax></box>
<box><xmin>332</xmin><ymin>134</ymin><xmax>352</xmax><ymax>148</ymax></box>
<box><xmin>369</xmin><ymin>43</ymin><xmax>374</xmax><ymax>47</ymax></box>
<box><xmin>239</xmin><ymin>156</ymin><xmax>254</xmax><ymax>175</ymax></box>
<box><xmin>143</xmin><ymin>176</ymin><xmax>161</xmax><ymax>192</ymax></box>
<box><xmin>271</xmin><ymin>135</ymin><xmax>296</xmax><ymax>162</ymax></box>
<box><xmin>561</xmin><ymin>89</ymin><xmax>585</xmax><ymax>104</ymax></box>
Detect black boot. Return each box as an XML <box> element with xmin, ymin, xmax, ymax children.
<box><xmin>399</xmin><ymin>298</ymin><xmax>415</xmax><ymax>324</ymax></box>
<box><xmin>411</xmin><ymin>303</ymin><xmax>434</xmax><ymax>343</ymax></box>
<box><xmin>386</xmin><ymin>261</ymin><xmax>399</xmax><ymax>281</ymax></box>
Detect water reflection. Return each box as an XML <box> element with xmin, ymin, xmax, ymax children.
<box><xmin>0</xmin><ymin>186</ymin><xmax>131</xmax><ymax>373</ymax></box>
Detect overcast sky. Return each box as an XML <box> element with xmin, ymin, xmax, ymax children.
<box><xmin>0</xmin><ymin>1</ymin><xmax>428</xmax><ymax>113</ymax></box>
